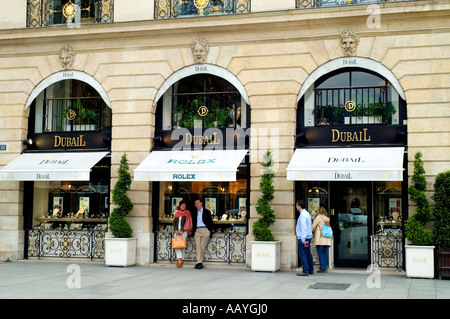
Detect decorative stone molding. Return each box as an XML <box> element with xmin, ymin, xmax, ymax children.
<box><xmin>192</xmin><ymin>37</ymin><xmax>209</xmax><ymax>64</ymax></box>
<box><xmin>340</xmin><ymin>28</ymin><xmax>360</xmax><ymax>57</ymax></box>
<box><xmin>60</xmin><ymin>44</ymin><xmax>76</xmax><ymax>70</ymax></box>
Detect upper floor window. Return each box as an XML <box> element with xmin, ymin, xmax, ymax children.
<box><xmin>29</xmin><ymin>79</ymin><xmax>111</xmax><ymax>133</ymax></box>
<box><xmin>155</xmin><ymin>0</ymin><xmax>250</xmax><ymax>19</ymax></box>
<box><xmin>27</xmin><ymin>0</ymin><xmax>113</xmax><ymax>27</ymax></box>
<box><xmin>302</xmin><ymin>68</ymin><xmax>403</xmax><ymax>127</ymax></box>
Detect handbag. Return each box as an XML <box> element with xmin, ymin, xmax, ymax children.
<box><xmin>172</xmin><ymin>237</ymin><xmax>187</xmax><ymax>249</ymax></box>
<box><xmin>321</xmin><ymin>222</ymin><xmax>333</xmax><ymax>238</ymax></box>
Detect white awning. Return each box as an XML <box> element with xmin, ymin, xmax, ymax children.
<box><xmin>134</xmin><ymin>150</ymin><xmax>248</xmax><ymax>181</ymax></box>
<box><xmin>0</xmin><ymin>151</ymin><xmax>108</xmax><ymax>181</ymax></box>
<box><xmin>286</xmin><ymin>147</ymin><xmax>404</xmax><ymax>181</ymax></box>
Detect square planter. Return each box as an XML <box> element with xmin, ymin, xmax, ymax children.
<box><xmin>405</xmin><ymin>245</ymin><xmax>434</xmax><ymax>278</ymax></box>
<box><xmin>105</xmin><ymin>237</ymin><xmax>137</xmax><ymax>267</ymax></box>
<box><xmin>251</xmin><ymin>241</ymin><xmax>281</xmax><ymax>272</ymax></box>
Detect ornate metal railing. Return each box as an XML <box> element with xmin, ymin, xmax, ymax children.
<box><xmin>42</xmin><ymin>97</ymin><xmax>111</xmax><ymax>132</ymax></box>
<box><xmin>314</xmin><ymin>86</ymin><xmax>396</xmax><ymax>125</ymax></box>
<box><xmin>27</xmin><ymin>229</ymin><xmax>106</xmax><ymax>259</ymax></box>
<box><xmin>155</xmin><ymin>0</ymin><xmax>250</xmax><ymax>19</ymax></box>
<box><xmin>156</xmin><ymin>231</ymin><xmax>246</xmax><ymax>263</ymax></box>
<box><xmin>370</xmin><ymin>235</ymin><xmax>403</xmax><ymax>269</ymax></box>
<box><xmin>27</xmin><ymin>0</ymin><xmax>114</xmax><ymax>27</ymax></box>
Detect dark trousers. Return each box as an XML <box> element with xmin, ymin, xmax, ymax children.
<box><xmin>298</xmin><ymin>238</ymin><xmax>314</xmax><ymax>274</ymax></box>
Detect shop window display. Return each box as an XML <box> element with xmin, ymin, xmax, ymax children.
<box><xmin>374</xmin><ymin>181</ymin><xmax>403</xmax><ymax>236</ymax></box>
<box><xmin>32</xmin><ymin>159</ymin><xmax>110</xmax><ymax>231</ymax></box>
<box><xmin>157</xmin><ymin>163</ymin><xmax>248</xmax><ymax>234</ymax></box>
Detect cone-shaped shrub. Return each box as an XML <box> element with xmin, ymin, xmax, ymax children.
<box><xmin>405</xmin><ymin>152</ymin><xmax>432</xmax><ymax>246</ymax></box>
<box><xmin>252</xmin><ymin>151</ymin><xmax>276</xmax><ymax>241</ymax></box>
<box><xmin>109</xmin><ymin>153</ymin><xmax>133</xmax><ymax>238</ymax></box>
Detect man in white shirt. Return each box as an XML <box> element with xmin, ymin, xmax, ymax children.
<box><xmin>295</xmin><ymin>199</ymin><xmax>314</xmax><ymax>276</ymax></box>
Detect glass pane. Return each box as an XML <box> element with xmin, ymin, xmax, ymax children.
<box><xmin>335</xmin><ymin>184</ymin><xmax>368</xmax><ymax>261</ymax></box>
<box><xmin>374</xmin><ymin>181</ymin><xmax>403</xmax><ymax>236</ymax></box>
<box><xmin>157</xmin><ymin>164</ymin><xmax>248</xmax><ymax>233</ymax></box>
<box><xmin>32</xmin><ymin>161</ymin><xmax>110</xmax><ymax>230</ymax></box>
<box><xmin>316</xmin><ymin>72</ymin><xmax>349</xmax><ymax>88</ymax></box>
<box><xmin>351</xmin><ymin>71</ymin><xmax>385</xmax><ymax>87</ymax></box>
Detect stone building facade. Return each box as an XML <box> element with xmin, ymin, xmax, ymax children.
<box><xmin>0</xmin><ymin>0</ymin><xmax>449</xmax><ymax>270</ymax></box>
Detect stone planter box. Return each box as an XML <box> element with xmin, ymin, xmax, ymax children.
<box><xmin>405</xmin><ymin>245</ymin><xmax>434</xmax><ymax>278</ymax></box>
<box><xmin>105</xmin><ymin>237</ymin><xmax>137</xmax><ymax>267</ymax></box>
<box><xmin>251</xmin><ymin>241</ymin><xmax>281</xmax><ymax>272</ymax></box>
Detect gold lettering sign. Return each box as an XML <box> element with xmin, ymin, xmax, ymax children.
<box><xmin>331</xmin><ymin>128</ymin><xmax>371</xmax><ymax>143</ymax></box>
<box><xmin>185</xmin><ymin>133</ymin><xmax>220</xmax><ymax>146</ymax></box>
<box><xmin>54</xmin><ymin>135</ymin><xmax>87</xmax><ymax>148</ymax></box>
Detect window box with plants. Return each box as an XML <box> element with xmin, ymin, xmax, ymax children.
<box><xmin>250</xmin><ymin>151</ymin><xmax>281</xmax><ymax>272</ymax></box>
<box><xmin>404</xmin><ymin>152</ymin><xmax>434</xmax><ymax>278</ymax></box>
<box><xmin>105</xmin><ymin>153</ymin><xmax>137</xmax><ymax>267</ymax></box>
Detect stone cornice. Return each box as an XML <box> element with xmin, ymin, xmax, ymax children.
<box><xmin>0</xmin><ymin>0</ymin><xmax>449</xmax><ymax>54</ymax></box>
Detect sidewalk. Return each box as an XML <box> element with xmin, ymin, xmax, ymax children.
<box><xmin>1</xmin><ymin>259</ymin><xmax>449</xmax><ymax>300</ymax></box>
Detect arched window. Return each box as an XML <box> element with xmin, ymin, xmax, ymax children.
<box><xmin>301</xmin><ymin>68</ymin><xmax>404</xmax><ymax>127</ymax></box>
<box><xmin>156</xmin><ymin>74</ymin><xmax>248</xmax><ymax>131</ymax></box>
<box><xmin>28</xmin><ymin>79</ymin><xmax>111</xmax><ymax>134</ymax></box>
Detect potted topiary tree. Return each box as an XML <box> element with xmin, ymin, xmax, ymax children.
<box><xmin>105</xmin><ymin>153</ymin><xmax>137</xmax><ymax>267</ymax></box>
<box><xmin>432</xmin><ymin>170</ymin><xmax>450</xmax><ymax>279</ymax></box>
<box><xmin>404</xmin><ymin>152</ymin><xmax>434</xmax><ymax>278</ymax></box>
<box><xmin>250</xmin><ymin>151</ymin><xmax>281</xmax><ymax>272</ymax></box>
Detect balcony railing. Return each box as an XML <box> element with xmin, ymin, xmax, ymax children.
<box><xmin>42</xmin><ymin>97</ymin><xmax>111</xmax><ymax>132</ymax></box>
<box><xmin>27</xmin><ymin>0</ymin><xmax>113</xmax><ymax>27</ymax></box>
<box><xmin>313</xmin><ymin>86</ymin><xmax>397</xmax><ymax>125</ymax></box>
<box><xmin>155</xmin><ymin>0</ymin><xmax>250</xmax><ymax>19</ymax></box>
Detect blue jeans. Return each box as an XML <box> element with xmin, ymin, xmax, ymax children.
<box><xmin>316</xmin><ymin>245</ymin><xmax>329</xmax><ymax>270</ymax></box>
<box><xmin>298</xmin><ymin>238</ymin><xmax>314</xmax><ymax>274</ymax></box>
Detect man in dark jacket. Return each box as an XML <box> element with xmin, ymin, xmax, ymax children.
<box><xmin>192</xmin><ymin>197</ymin><xmax>214</xmax><ymax>269</ymax></box>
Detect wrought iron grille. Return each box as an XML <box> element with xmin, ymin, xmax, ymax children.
<box><xmin>313</xmin><ymin>86</ymin><xmax>396</xmax><ymax>125</ymax></box>
<box><xmin>156</xmin><ymin>231</ymin><xmax>246</xmax><ymax>263</ymax></box>
<box><xmin>27</xmin><ymin>229</ymin><xmax>106</xmax><ymax>259</ymax></box>
<box><xmin>155</xmin><ymin>0</ymin><xmax>250</xmax><ymax>19</ymax></box>
<box><xmin>27</xmin><ymin>0</ymin><xmax>114</xmax><ymax>27</ymax></box>
<box><xmin>42</xmin><ymin>97</ymin><xmax>111</xmax><ymax>132</ymax></box>
<box><xmin>172</xmin><ymin>93</ymin><xmax>240</xmax><ymax>129</ymax></box>
<box><xmin>370</xmin><ymin>235</ymin><xmax>403</xmax><ymax>269</ymax></box>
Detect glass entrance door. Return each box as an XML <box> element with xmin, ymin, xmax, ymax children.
<box><xmin>331</xmin><ymin>182</ymin><xmax>371</xmax><ymax>268</ymax></box>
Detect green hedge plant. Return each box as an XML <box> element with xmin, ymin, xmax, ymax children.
<box><xmin>109</xmin><ymin>153</ymin><xmax>133</xmax><ymax>238</ymax></box>
<box><xmin>432</xmin><ymin>171</ymin><xmax>450</xmax><ymax>248</ymax></box>
<box><xmin>252</xmin><ymin>151</ymin><xmax>276</xmax><ymax>242</ymax></box>
<box><xmin>404</xmin><ymin>152</ymin><xmax>433</xmax><ymax>246</ymax></box>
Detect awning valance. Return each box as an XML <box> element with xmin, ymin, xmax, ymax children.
<box><xmin>134</xmin><ymin>149</ymin><xmax>248</xmax><ymax>181</ymax></box>
<box><xmin>286</xmin><ymin>147</ymin><xmax>404</xmax><ymax>181</ymax></box>
<box><xmin>0</xmin><ymin>151</ymin><xmax>108</xmax><ymax>181</ymax></box>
